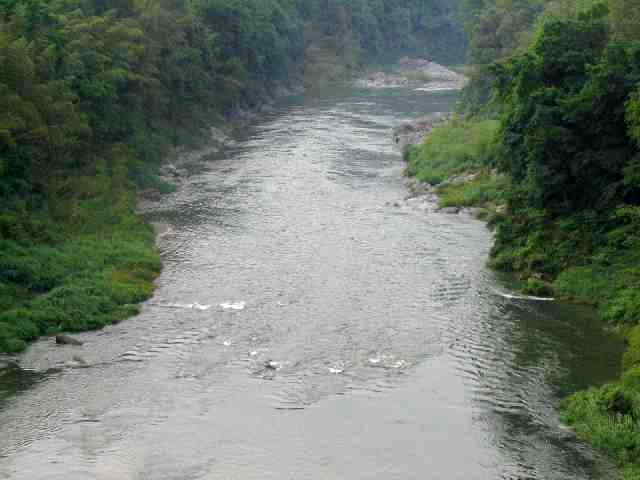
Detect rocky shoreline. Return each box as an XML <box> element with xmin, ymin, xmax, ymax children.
<box><xmin>357</xmin><ymin>57</ymin><xmax>467</xmax><ymax>90</ymax></box>
<box><xmin>390</xmin><ymin>175</ymin><xmax>486</xmax><ymax>218</ymax></box>
<box><xmin>373</xmin><ymin>58</ymin><xmax>484</xmax><ymax>217</ymax></box>
<box><xmin>138</xmin><ymin>83</ymin><xmax>305</xmax><ymax>204</ymax></box>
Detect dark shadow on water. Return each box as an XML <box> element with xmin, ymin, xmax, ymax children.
<box><xmin>0</xmin><ymin>364</ymin><xmax>56</xmax><ymax>409</ymax></box>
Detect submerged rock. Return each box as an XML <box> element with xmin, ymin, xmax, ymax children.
<box><xmin>55</xmin><ymin>335</ymin><xmax>84</xmax><ymax>346</ymax></box>
<box><xmin>65</xmin><ymin>355</ymin><xmax>90</xmax><ymax>368</ymax></box>
<box><xmin>438</xmin><ymin>206</ymin><xmax>461</xmax><ymax>215</ymax></box>
<box><xmin>264</xmin><ymin>360</ymin><xmax>280</xmax><ymax>370</ymax></box>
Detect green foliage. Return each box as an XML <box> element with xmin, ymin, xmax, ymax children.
<box><xmin>0</xmin><ymin>174</ymin><xmax>160</xmax><ymax>352</ymax></box>
<box><xmin>459</xmin><ymin>4</ymin><xmax>640</xmax><ymax>473</ymax></box>
<box><xmin>623</xmin><ymin>327</ymin><xmax>640</xmax><ymax>370</ymax></box>
<box><xmin>430</xmin><ymin>0</ymin><xmax>640</xmax><ymax>475</ymax></box>
<box><xmin>0</xmin><ymin>0</ymin><xmax>467</xmax><ymax>204</ymax></box>
<box><xmin>562</xmin><ymin>377</ymin><xmax>640</xmax><ymax>478</ymax></box>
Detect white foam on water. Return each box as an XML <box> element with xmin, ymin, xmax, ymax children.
<box><xmin>193</xmin><ymin>303</ymin><xmax>212</xmax><ymax>311</ymax></box>
<box><xmin>493</xmin><ymin>290</ymin><xmax>555</xmax><ymax>302</ymax></box>
<box><xmin>392</xmin><ymin>360</ymin><xmax>408</xmax><ymax>369</ymax></box>
<box><xmin>149</xmin><ymin>302</ymin><xmax>212</xmax><ymax>310</ymax></box>
<box><xmin>414</xmin><ymin>85</ymin><xmax>461</xmax><ymax>92</ymax></box>
<box><xmin>220</xmin><ymin>301</ymin><xmax>247</xmax><ymax>311</ymax></box>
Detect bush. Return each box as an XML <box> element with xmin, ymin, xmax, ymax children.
<box><xmin>604</xmin><ymin>289</ymin><xmax>640</xmax><ymax>325</ymax></box>
<box><xmin>0</xmin><ymin>196</ymin><xmax>160</xmax><ymax>352</ymax></box>
<box><xmin>554</xmin><ymin>266</ymin><xmax>616</xmax><ymax>304</ymax></box>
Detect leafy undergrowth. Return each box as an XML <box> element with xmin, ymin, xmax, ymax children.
<box><xmin>563</xmin><ymin>367</ymin><xmax>640</xmax><ymax>480</ymax></box>
<box><xmin>0</xmin><ymin>179</ymin><xmax>160</xmax><ymax>353</ymax></box>
<box><xmin>490</xmin><ymin>206</ymin><xmax>640</xmax><ymax>306</ymax></box>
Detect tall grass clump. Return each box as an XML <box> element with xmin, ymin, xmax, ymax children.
<box><xmin>406</xmin><ymin>117</ymin><xmax>500</xmax><ymax>185</ymax></box>
<box><xmin>563</xmin><ymin>368</ymin><xmax>640</xmax><ymax>479</ymax></box>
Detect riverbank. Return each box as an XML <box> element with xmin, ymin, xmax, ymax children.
<box><xmin>0</xmin><ymin>56</ymin><xmax>466</xmax><ymax>354</ymax></box>
<box><xmin>404</xmin><ymin>112</ymin><xmax>640</xmax><ymax>477</ymax></box>
<box><xmin>0</xmin><ymin>176</ymin><xmax>162</xmax><ymax>353</ymax></box>
<box><xmin>0</xmin><ymin>94</ymin><xmax>292</xmax><ymax>354</ymax></box>
<box><xmin>402</xmin><ymin>116</ymin><xmax>507</xmax><ymax>216</ymax></box>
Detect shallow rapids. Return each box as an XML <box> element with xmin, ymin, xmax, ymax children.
<box><xmin>0</xmin><ymin>85</ymin><xmax>624</xmax><ymax>479</ymax></box>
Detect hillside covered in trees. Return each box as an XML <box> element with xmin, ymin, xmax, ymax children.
<box><xmin>407</xmin><ymin>0</ymin><xmax>640</xmax><ymax>476</ymax></box>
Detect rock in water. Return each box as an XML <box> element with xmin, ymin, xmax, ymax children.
<box><xmin>55</xmin><ymin>334</ymin><xmax>84</xmax><ymax>346</ymax></box>
<box><xmin>438</xmin><ymin>207</ymin><xmax>461</xmax><ymax>214</ymax></box>
<box><xmin>72</xmin><ymin>355</ymin><xmax>89</xmax><ymax>366</ymax></box>
<box><xmin>264</xmin><ymin>360</ymin><xmax>279</xmax><ymax>370</ymax></box>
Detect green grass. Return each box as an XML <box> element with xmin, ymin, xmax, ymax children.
<box><xmin>437</xmin><ymin>172</ymin><xmax>509</xmax><ymax>208</ymax></box>
<box><xmin>406</xmin><ymin>117</ymin><xmax>500</xmax><ymax>185</ymax></box>
<box><xmin>559</xmin><ymin>268</ymin><xmax>640</xmax><ymax>478</ymax></box>
<box><xmin>0</xmin><ymin>171</ymin><xmax>161</xmax><ymax>353</ymax></box>
<box><xmin>555</xmin><ymin>258</ymin><xmax>640</xmax><ymax>478</ymax></box>
<box><xmin>563</xmin><ymin>369</ymin><xmax>640</xmax><ymax>479</ymax></box>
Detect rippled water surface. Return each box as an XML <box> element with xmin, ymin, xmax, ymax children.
<box><xmin>0</xmin><ymin>86</ymin><xmax>625</xmax><ymax>479</ymax></box>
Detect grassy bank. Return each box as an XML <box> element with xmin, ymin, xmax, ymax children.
<box><xmin>405</xmin><ymin>116</ymin><xmax>507</xmax><ymax>214</ymax></box>
<box><xmin>0</xmin><ymin>168</ymin><xmax>161</xmax><ymax>353</ymax></box>
<box><xmin>406</xmin><ymin>117</ymin><xmax>500</xmax><ymax>185</ymax></box>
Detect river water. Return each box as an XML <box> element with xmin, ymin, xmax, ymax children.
<box><xmin>0</xmin><ymin>85</ymin><xmax>625</xmax><ymax>479</ymax></box>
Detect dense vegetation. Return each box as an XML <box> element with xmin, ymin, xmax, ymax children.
<box><xmin>408</xmin><ymin>0</ymin><xmax>640</xmax><ymax>476</ymax></box>
<box><xmin>0</xmin><ymin>0</ymin><xmax>466</xmax><ymax>352</ymax></box>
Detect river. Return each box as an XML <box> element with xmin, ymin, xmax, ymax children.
<box><xmin>0</xmin><ymin>83</ymin><xmax>625</xmax><ymax>479</ymax></box>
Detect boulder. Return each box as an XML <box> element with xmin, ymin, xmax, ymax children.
<box><xmin>55</xmin><ymin>334</ymin><xmax>84</xmax><ymax>346</ymax></box>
